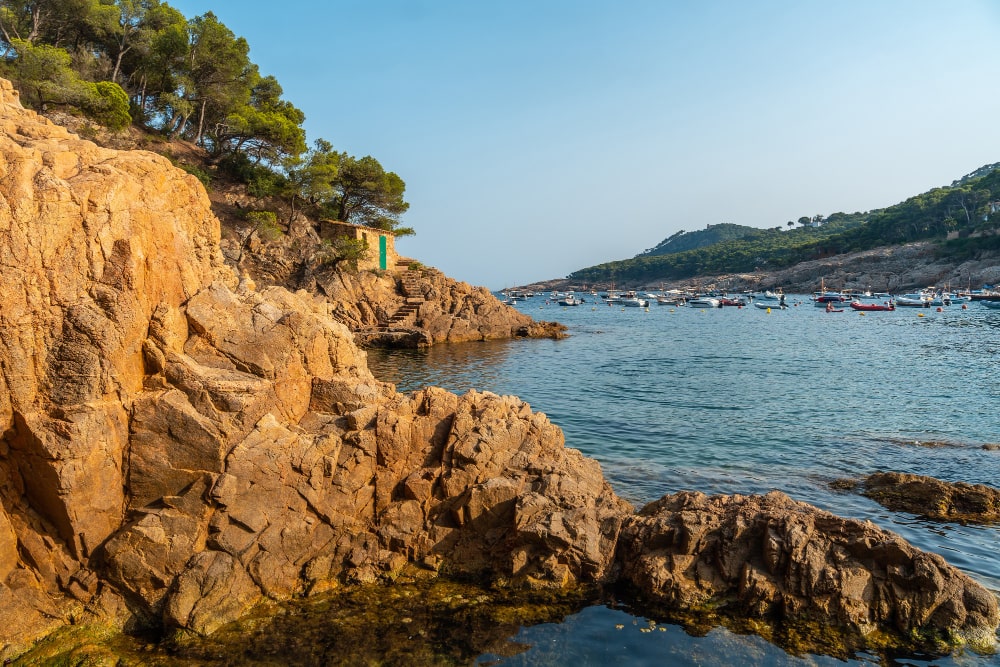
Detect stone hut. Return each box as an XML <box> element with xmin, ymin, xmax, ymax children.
<box><xmin>320</xmin><ymin>220</ymin><xmax>399</xmax><ymax>271</ymax></box>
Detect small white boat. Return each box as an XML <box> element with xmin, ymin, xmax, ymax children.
<box><xmin>621</xmin><ymin>297</ymin><xmax>649</xmax><ymax>307</ymax></box>
<box><xmin>894</xmin><ymin>293</ymin><xmax>929</xmax><ymax>307</ymax></box>
<box><xmin>753</xmin><ymin>292</ymin><xmax>787</xmax><ymax>309</ymax></box>
<box><xmin>558</xmin><ymin>295</ymin><xmax>583</xmax><ymax>306</ymax></box>
<box><xmin>687</xmin><ymin>297</ymin><xmax>720</xmax><ymax>308</ymax></box>
<box><xmin>895</xmin><ymin>292</ymin><xmax>951</xmax><ymax>307</ymax></box>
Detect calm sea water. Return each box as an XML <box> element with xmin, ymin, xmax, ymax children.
<box><xmin>367</xmin><ymin>296</ymin><xmax>1000</xmax><ymax>666</ymax></box>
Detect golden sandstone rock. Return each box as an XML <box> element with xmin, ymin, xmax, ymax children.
<box><xmin>0</xmin><ymin>77</ymin><xmax>995</xmax><ymax>659</ymax></box>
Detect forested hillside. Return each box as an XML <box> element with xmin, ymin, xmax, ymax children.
<box><xmin>641</xmin><ymin>223</ymin><xmax>760</xmax><ymax>256</ymax></box>
<box><xmin>569</xmin><ymin>166</ymin><xmax>999</xmax><ymax>284</ymax></box>
<box><xmin>0</xmin><ymin>0</ymin><xmax>412</xmax><ymax>254</ymax></box>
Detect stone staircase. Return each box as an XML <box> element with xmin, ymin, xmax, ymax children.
<box><xmin>385</xmin><ymin>259</ymin><xmax>424</xmax><ymax>327</ymax></box>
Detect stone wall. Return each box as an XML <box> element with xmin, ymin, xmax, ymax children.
<box><xmin>319</xmin><ymin>220</ymin><xmax>399</xmax><ymax>272</ymax></box>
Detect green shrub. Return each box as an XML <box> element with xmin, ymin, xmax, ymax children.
<box><xmin>81</xmin><ymin>81</ymin><xmax>131</xmax><ymax>131</ymax></box>
<box><xmin>245</xmin><ymin>210</ymin><xmax>283</xmax><ymax>241</ymax></box>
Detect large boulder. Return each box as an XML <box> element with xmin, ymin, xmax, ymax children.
<box><xmin>619</xmin><ymin>491</ymin><xmax>999</xmax><ymax>651</ymax></box>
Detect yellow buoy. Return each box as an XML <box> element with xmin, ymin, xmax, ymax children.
<box><xmin>918</xmin><ymin>313</ymin><xmax>925</xmax><ymax>317</ymax></box>
<box><xmin>766</xmin><ymin>307</ymin><xmax>772</xmax><ymax>313</ymax></box>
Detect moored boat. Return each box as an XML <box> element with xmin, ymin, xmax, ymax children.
<box><xmin>558</xmin><ymin>294</ymin><xmax>583</xmax><ymax>306</ymax></box>
<box><xmin>753</xmin><ymin>291</ymin><xmax>787</xmax><ymax>309</ymax></box>
<box><xmin>981</xmin><ymin>299</ymin><xmax>1000</xmax><ymax>309</ymax></box>
<box><xmin>850</xmin><ymin>301</ymin><xmax>895</xmax><ymax>312</ymax></box>
<box><xmin>813</xmin><ymin>292</ymin><xmax>849</xmax><ymax>306</ymax></box>
<box><xmin>688</xmin><ymin>296</ymin><xmax>720</xmax><ymax>308</ymax></box>
<box><xmin>894</xmin><ymin>293</ymin><xmax>933</xmax><ymax>307</ymax></box>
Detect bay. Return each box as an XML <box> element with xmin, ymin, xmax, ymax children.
<box><xmin>367</xmin><ymin>296</ymin><xmax>1000</xmax><ymax>666</ymax></box>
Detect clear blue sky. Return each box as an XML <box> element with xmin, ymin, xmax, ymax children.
<box><xmin>168</xmin><ymin>0</ymin><xmax>1000</xmax><ymax>289</ymax></box>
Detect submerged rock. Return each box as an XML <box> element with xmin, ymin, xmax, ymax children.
<box><xmin>0</xmin><ymin>77</ymin><xmax>996</xmax><ymax>660</ymax></box>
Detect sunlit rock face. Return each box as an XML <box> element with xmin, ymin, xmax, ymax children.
<box><xmin>317</xmin><ymin>265</ymin><xmax>567</xmax><ymax>345</ymax></box>
<box><xmin>0</xmin><ymin>76</ymin><xmax>620</xmax><ymax>655</ymax></box>
<box><xmin>0</xmin><ymin>76</ymin><xmax>995</xmax><ymax>661</ymax></box>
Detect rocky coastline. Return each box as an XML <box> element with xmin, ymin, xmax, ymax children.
<box><xmin>833</xmin><ymin>472</ymin><xmax>1000</xmax><ymax>525</ymax></box>
<box><xmin>0</xmin><ymin>77</ymin><xmax>998</xmax><ymax>661</ymax></box>
<box><xmin>526</xmin><ymin>242</ymin><xmax>1000</xmax><ymax>295</ymax></box>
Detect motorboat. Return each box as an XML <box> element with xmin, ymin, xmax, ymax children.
<box><xmin>812</xmin><ymin>279</ymin><xmax>849</xmax><ymax>307</ymax></box>
<box><xmin>812</xmin><ymin>291</ymin><xmax>850</xmax><ymax>307</ymax></box>
<box><xmin>850</xmin><ymin>301</ymin><xmax>895</xmax><ymax>311</ymax></box>
<box><xmin>621</xmin><ymin>297</ymin><xmax>649</xmax><ymax>307</ymax></box>
<box><xmin>753</xmin><ymin>291</ymin><xmax>787</xmax><ymax>309</ymax></box>
<box><xmin>558</xmin><ymin>294</ymin><xmax>582</xmax><ymax>306</ymax></box>
<box><xmin>895</xmin><ymin>292</ymin><xmax>949</xmax><ymax>307</ymax></box>
<box><xmin>687</xmin><ymin>297</ymin><xmax>720</xmax><ymax>308</ymax></box>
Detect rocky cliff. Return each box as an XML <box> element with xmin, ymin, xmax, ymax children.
<box><xmin>0</xmin><ymin>78</ymin><xmax>996</xmax><ymax>660</ymax></box>
<box><xmin>202</xmin><ymin>173</ymin><xmax>565</xmax><ymax>347</ymax></box>
<box><xmin>316</xmin><ymin>265</ymin><xmax>566</xmax><ymax>346</ymax></box>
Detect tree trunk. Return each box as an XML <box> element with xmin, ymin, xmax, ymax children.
<box><xmin>194</xmin><ymin>99</ymin><xmax>207</xmax><ymax>146</ymax></box>
<box><xmin>168</xmin><ymin>112</ymin><xmax>186</xmax><ymax>139</ymax></box>
<box><xmin>111</xmin><ymin>43</ymin><xmax>131</xmax><ymax>83</ymax></box>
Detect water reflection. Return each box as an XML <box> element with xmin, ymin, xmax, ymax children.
<box><xmin>368</xmin><ymin>339</ymin><xmax>524</xmax><ymax>396</ymax></box>
<box><xmin>77</xmin><ymin>578</ymin><xmax>990</xmax><ymax>667</ymax></box>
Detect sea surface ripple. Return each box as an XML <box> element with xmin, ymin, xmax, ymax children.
<box><xmin>367</xmin><ymin>296</ymin><xmax>1000</xmax><ymax>666</ymax></box>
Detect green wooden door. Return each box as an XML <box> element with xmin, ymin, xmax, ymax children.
<box><xmin>379</xmin><ymin>234</ymin><xmax>387</xmax><ymax>270</ymax></box>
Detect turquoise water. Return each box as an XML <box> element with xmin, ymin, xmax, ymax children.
<box><xmin>367</xmin><ymin>297</ymin><xmax>1000</xmax><ymax>666</ymax></box>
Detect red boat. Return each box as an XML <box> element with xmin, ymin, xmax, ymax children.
<box><xmin>850</xmin><ymin>301</ymin><xmax>895</xmax><ymax>312</ymax></box>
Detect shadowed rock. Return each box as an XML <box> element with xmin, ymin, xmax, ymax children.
<box><xmin>858</xmin><ymin>471</ymin><xmax>1000</xmax><ymax>525</ymax></box>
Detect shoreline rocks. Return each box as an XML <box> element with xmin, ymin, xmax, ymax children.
<box><xmin>526</xmin><ymin>242</ymin><xmax>1000</xmax><ymax>296</ymax></box>
<box><xmin>317</xmin><ymin>265</ymin><xmax>567</xmax><ymax>346</ymax></box>
<box><xmin>835</xmin><ymin>472</ymin><xmax>1000</xmax><ymax>525</ymax></box>
<box><xmin>620</xmin><ymin>491</ymin><xmax>999</xmax><ymax>653</ymax></box>
<box><xmin>0</xmin><ymin>77</ymin><xmax>997</xmax><ymax>661</ymax></box>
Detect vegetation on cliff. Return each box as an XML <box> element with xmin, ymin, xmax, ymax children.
<box><xmin>569</xmin><ymin>165</ymin><xmax>999</xmax><ymax>285</ymax></box>
<box><xmin>0</xmin><ymin>0</ymin><xmax>412</xmax><ymax>244</ymax></box>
